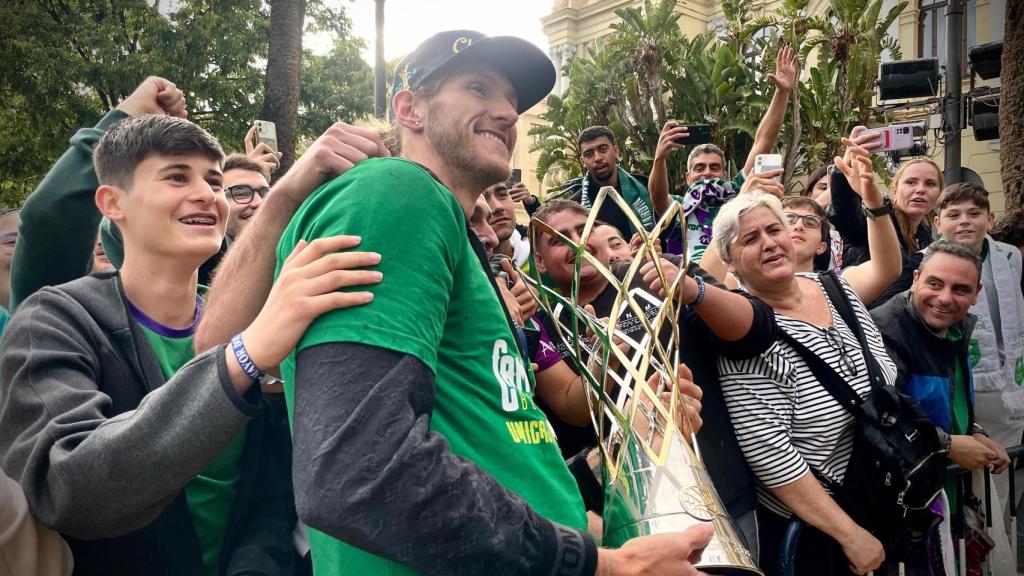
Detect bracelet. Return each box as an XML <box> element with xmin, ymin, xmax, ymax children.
<box><xmin>688</xmin><ymin>275</ymin><xmax>706</xmax><ymax>308</ymax></box>
<box><xmin>230</xmin><ymin>334</ymin><xmax>264</xmax><ymax>382</ymax></box>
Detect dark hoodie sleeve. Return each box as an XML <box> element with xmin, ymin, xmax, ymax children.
<box><xmin>291</xmin><ymin>342</ymin><xmax>598</xmax><ymax>576</ymax></box>
<box><xmin>826</xmin><ymin>166</ymin><xmax>869</xmax><ymax>250</ymax></box>
<box><xmin>10</xmin><ymin>109</ymin><xmax>129</xmax><ymax>310</ymax></box>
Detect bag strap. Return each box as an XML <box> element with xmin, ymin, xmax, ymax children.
<box><xmin>778</xmin><ymin>328</ymin><xmax>864</xmax><ymax>417</ymax></box>
<box><xmin>817</xmin><ymin>271</ymin><xmax>888</xmax><ymax>390</ymax></box>
<box><xmin>777</xmin><ymin>272</ymin><xmax>880</xmax><ymax>416</ymax></box>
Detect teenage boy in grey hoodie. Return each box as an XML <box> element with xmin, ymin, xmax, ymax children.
<box><xmin>0</xmin><ymin>78</ymin><xmax>383</xmax><ymax>575</ymax></box>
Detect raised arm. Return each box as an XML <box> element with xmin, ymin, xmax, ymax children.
<box><xmin>10</xmin><ymin>77</ymin><xmax>186</xmax><ymax>310</ymax></box>
<box><xmin>740</xmin><ymin>45</ymin><xmax>797</xmax><ymax>177</ymax></box>
<box><xmin>194</xmin><ymin>123</ymin><xmax>388</xmax><ymax>353</ymax></box>
<box><xmin>833</xmin><ymin>139</ymin><xmax>902</xmax><ymax>304</ymax></box>
<box><xmin>826</xmin><ymin>127</ymin><xmax>883</xmax><ymax>250</ymax></box>
<box><xmin>648</xmin><ymin>122</ymin><xmax>689</xmax><ymax>217</ymax></box>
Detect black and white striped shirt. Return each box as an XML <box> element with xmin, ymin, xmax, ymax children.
<box><xmin>717</xmin><ymin>273</ymin><xmax>898</xmax><ymax>516</ymax></box>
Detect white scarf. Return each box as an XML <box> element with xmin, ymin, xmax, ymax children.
<box><xmin>969</xmin><ymin>236</ymin><xmax>1024</xmax><ymax>444</ymax></box>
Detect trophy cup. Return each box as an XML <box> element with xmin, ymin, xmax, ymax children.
<box><xmin>527</xmin><ymin>186</ymin><xmax>762</xmax><ymax>575</ymax></box>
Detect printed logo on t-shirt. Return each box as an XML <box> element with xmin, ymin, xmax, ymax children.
<box><xmin>493</xmin><ymin>339</ymin><xmax>557</xmax><ymax>446</ymax></box>
<box><xmin>493</xmin><ymin>339</ymin><xmax>533</xmax><ymax>412</ymax></box>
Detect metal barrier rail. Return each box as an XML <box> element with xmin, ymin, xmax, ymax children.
<box><xmin>779</xmin><ymin>444</ymin><xmax>1024</xmax><ymax>576</ymax></box>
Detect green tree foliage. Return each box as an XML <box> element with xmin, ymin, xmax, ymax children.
<box><xmin>532</xmin><ymin>0</ymin><xmax>906</xmax><ymax>196</ymax></box>
<box><xmin>0</xmin><ymin>0</ymin><xmax>368</xmax><ymax>206</ymax></box>
<box><xmin>300</xmin><ymin>35</ymin><xmax>373</xmax><ymax>141</ymax></box>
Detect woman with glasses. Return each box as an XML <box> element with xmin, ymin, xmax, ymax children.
<box><xmin>708</xmin><ymin>145</ymin><xmax>905</xmax><ymax>575</ymax></box>
<box><xmin>701</xmin><ymin>142</ymin><xmax>902</xmax><ymax>306</ymax></box>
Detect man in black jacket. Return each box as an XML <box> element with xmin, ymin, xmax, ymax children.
<box><xmin>871</xmin><ymin>241</ymin><xmax>1009</xmax><ymax>484</ymax></box>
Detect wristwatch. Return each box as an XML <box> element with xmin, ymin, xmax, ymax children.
<box><xmin>861</xmin><ymin>198</ymin><xmax>894</xmax><ymax>220</ymax></box>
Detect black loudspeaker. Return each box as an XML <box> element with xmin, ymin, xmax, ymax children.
<box><xmin>968</xmin><ymin>41</ymin><xmax>1003</xmax><ymax>80</ymax></box>
<box><xmin>878</xmin><ymin>58</ymin><xmax>940</xmax><ymax>101</ymax></box>
<box><xmin>971</xmin><ymin>99</ymin><xmax>999</xmax><ymax>141</ymax></box>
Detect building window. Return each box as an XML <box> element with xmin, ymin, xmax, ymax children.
<box><xmin>919</xmin><ymin>0</ymin><xmax>975</xmax><ymax>68</ymax></box>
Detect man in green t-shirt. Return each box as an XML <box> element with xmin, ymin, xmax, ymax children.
<box><xmin>261</xmin><ymin>30</ymin><xmax>715</xmax><ymax>576</ymax></box>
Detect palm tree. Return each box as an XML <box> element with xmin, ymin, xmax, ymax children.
<box><xmin>804</xmin><ymin>0</ymin><xmax>906</xmax><ymax>124</ymax></box>
<box><xmin>1001</xmin><ymin>0</ymin><xmax>1024</xmax><ymax>210</ymax></box>
<box><xmin>261</xmin><ymin>0</ymin><xmax>306</xmax><ymax>176</ymax></box>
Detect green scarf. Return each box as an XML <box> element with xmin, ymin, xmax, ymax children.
<box><xmin>578</xmin><ymin>167</ymin><xmax>655</xmax><ymax>233</ymax></box>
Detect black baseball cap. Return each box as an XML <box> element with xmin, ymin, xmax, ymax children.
<box><xmin>389</xmin><ymin>30</ymin><xmax>555</xmax><ymax>118</ymax></box>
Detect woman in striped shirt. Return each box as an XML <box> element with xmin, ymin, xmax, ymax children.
<box><xmin>710</xmin><ymin>147</ymin><xmax>899</xmax><ymax>575</ymax></box>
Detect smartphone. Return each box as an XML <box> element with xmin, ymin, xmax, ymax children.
<box><xmin>754</xmin><ymin>153</ymin><xmax>784</xmax><ymax>182</ymax></box>
<box><xmin>510</xmin><ymin>169</ymin><xmax>522</xmax><ymax>185</ymax></box>
<box><xmin>254</xmin><ymin>120</ymin><xmax>278</xmax><ymax>153</ymax></box>
<box><xmin>861</xmin><ymin>124</ymin><xmax>914</xmax><ymax>154</ymax></box>
<box><xmin>676</xmin><ymin>124</ymin><xmax>712</xmax><ymax>146</ymax></box>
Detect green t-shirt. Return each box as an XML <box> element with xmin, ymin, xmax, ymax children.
<box><xmin>943</xmin><ymin>323</ymin><xmax>969</xmax><ymax>508</ymax></box>
<box><xmin>139</xmin><ymin>324</ymin><xmax>247</xmax><ymax>576</ymax></box>
<box><xmin>276</xmin><ymin>157</ymin><xmax>587</xmax><ymax>576</ymax></box>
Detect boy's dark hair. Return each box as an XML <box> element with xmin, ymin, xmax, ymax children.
<box><xmin>937</xmin><ymin>182</ymin><xmax>990</xmax><ymax>213</ymax></box>
<box><xmin>992</xmin><ymin>209</ymin><xmax>1024</xmax><ymax>248</ymax></box>
<box><xmin>920</xmin><ymin>239</ymin><xmax>983</xmax><ymax>280</ymax></box>
<box><xmin>223</xmin><ymin>153</ymin><xmax>268</xmax><ymax>178</ymax></box>
<box><xmin>782</xmin><ymin>195</ymin><xmax>832</xmax><ymax>270</ymax></box>
<box><xmin>94</xmin><ymin>115</ymin><xmax>225</xmax><ymax>190</ymax></box>
<box><xmin>532</xmin><ymin>199</ymin><xmax>589</xmax><ymax>224</ymax></box>
<box><xmin>577</xmin><ymin>126</ymin><xmax>615</xmax><ymax>152</ymax></box>
<box><xmin>781</xmin><ymin>195</ymin><xmax>831</xmax><ymax>240</ymax></box>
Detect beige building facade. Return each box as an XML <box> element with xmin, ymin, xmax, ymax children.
<box><xmin>511</xmin><ymin>0</ymin><xmax>1008</xmax><ymax>213</ymax></box>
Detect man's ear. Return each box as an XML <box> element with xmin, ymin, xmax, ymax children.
<box><xmin>392</xmin><ymin>90</ymin><xmax>424</xmax><ymax>132</ymax></box>
<box><xmin>95</xmin><ymin>184</ymin><xmax>127</xmax><ymax>224</ymax></box>
<box><xmin>986</xmin><ymin>211</ymin><xmax>996</xmax><ymax>233</ymax></box>
<box><xmin>815</xmin><ymin>241</ymin><xmax>828</xmax><ymax>256</ymax></box>
<box><xmin>534</xmin><ymin>250</ymin><xmax>547</xmax><ymax>273</ymax></box>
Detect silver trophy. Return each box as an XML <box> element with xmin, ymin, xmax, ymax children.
<box><xmin>528</xmin><ymin>186</ymin><xmax>762</xmax><ymax>575</ymax></box>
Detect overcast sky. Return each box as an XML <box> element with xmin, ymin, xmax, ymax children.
<box><xmin>309</xmin><ymin>0</ymin><xmax>553</xmax><ymax>63</ymax></box>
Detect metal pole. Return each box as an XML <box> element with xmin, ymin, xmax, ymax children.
<box><xmin>373</xmin><ymin>0</ymin><xmax>387</xmax><ymax>119</ymax></box>
<box><xmin>944</xmin><ymin>0</ymin><xmax>964</xmax><ymax>185</ymax></box>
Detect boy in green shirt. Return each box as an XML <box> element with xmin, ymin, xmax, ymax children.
<box><xmin>0</xmin><ymin>77</ymin><xmax>382</xmax><ymax>575</ymax></box>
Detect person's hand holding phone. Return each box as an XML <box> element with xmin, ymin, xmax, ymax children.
<box><xmin>654</xmin><ymin>121</ymin><xmax>688</xmax><ymax>163</ymax></box>
<box><xmin>245</xmin><ymin>125</ymin><xmax>283</xmax><ymax>177</ymax></box>
<box><xmin>508</xmin><ymin>182</ymin><xmax>534</xmax><ymax>206</ymax></box>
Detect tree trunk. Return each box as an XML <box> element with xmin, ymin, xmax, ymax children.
<box><xmin>1000</xmin><ymin>0</ymin><xmax>1024</xmax><ymax>210</ymax></box>
<box><xmin>261</xmin><ymin>0</ymin><xmax>306</xmax><ymax>177</ymax></box>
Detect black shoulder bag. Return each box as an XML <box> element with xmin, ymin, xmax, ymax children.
<box><xmin>778</xmin><ymin>271</ymin><xmax>947</xmax><ymax>562</ymax></box>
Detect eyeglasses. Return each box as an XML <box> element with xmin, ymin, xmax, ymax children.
<box><xmin>824</xmin><ymin>326</ymin><xmax>858</xmax><ymax>376</ymax></box>
<box><xmin>0</xmin><ymin>233</ymin><xmax>16</xmax><ymax>254</ymax></box>
<box><xmin>225</xmin><ymin>184</ymin><xmax>270</xmax><ymax>205</ymax></box>
<box><xmin>784</xmin><ymin>212</ymin><xmax>823</xmax><ymax>230</ymax></box>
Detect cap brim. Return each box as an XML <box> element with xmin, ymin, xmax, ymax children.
<box><xmin>431</xmin><ymin>36</ymin><xmax>555</xmax><ymax>114</ymax></box>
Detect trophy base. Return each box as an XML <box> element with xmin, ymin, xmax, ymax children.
<box><xmin>602</xmin><ymin>436</ymin><xmax>764</xmax><ymax>576</ymax></box>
